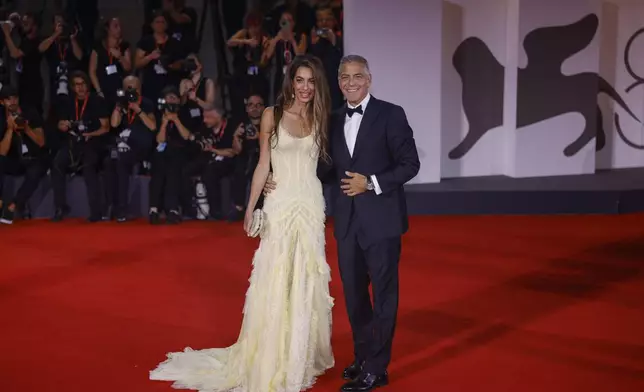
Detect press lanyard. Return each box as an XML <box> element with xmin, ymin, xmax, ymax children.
<box><xmin>127</xmin><ymin>99</ymin><xmax>142</xmax><ymax>124</ymax></box>
<box><xmin>75</xmin><ymin>98</ymin><xmax>89</xmax><ymax>121</ymax></box>
<box><xmin>57</xmin><ymin>40</ymin><xmax>67</xmax><ymax>61</ymax></box>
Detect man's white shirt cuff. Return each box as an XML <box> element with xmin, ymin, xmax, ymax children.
<box><xmin>371</xmin><ymin>175</ymin><xmax>382</xmax><ymax>195</ymax></box>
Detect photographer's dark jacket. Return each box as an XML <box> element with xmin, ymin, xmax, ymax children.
<box><xmin>18</xmin><ymin>35</ymin><xmax>44</xmax><ymax>110</ymax></box>
<box><xmin>183</xmin><ymin>76</ymin><xmax>211</xmax><ymax>129</ymax></box>
<box><xmin>93</xmin><ymin>40</ymin><xmax>131</xmax><ymax>107</ymax></box>
<box><xmin>114</xmin><ymin>97</ymin><xmax>156</xmax><ymax>153</ymax></box>
<box><xmin>58</xmin><ymin>94</ymin><xmax>110</xmax><ymax>142</ymax></box>
<box><xmin>0</xmin><ymin>107</ymin><xmax>45</xmax><ymax>160</ymax></box>
<box><xmin>45</xmin><ymin>39</ymin><xmax>80</xmax><ymax>88</ymax></box>
<box><xmin>137</xmin><ymin>35</ymin><xmax>183</xmax><ymax>101</ymax></box>
<box><xmin>192</xmin><ymin>118</ymin><xmax>235</xmax><ymax>161</ymax></box>
<box><xmin>157</xmin><ymin>108</ymin><xmax>194</xmax><ymax>152</ymax></box>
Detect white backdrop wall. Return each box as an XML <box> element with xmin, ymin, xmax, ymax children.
<box><xmin>511</xmin><ymin>0</ymin><xmax>601</xmax><ymax>177</ymax></box>
<box><xmin>343</xmin><ymin>0</ymin><xmax>644</xmax><ymax>183</ymax></box>
<box><xmin>343</xmin><ymin>0</ymin><xmax>443</xmax><ymax>184</ymax></box>
<box><xmin>597</xmin><ymin>0</ymin><xmax>644</xmax><ymax>169</ymax></box>
<box><xmin>441</xmin><ymin>0</ymin><xmax>509</xmax><ymax>179</ymax></box>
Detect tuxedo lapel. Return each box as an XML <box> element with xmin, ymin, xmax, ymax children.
<box><xmin>351</xmin><ymin>97</ymin><xmax>380</xmax><ymax>162</ymax></box>
<box><xmin>334</xmin><ymin>107</ymin><xmax>352</xmax><ymax>163</ymax></box>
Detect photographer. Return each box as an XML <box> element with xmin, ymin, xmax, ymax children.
<box><xmin>51</xmin><ymin>71</ymin><xmax>110</xmax><ymax>222</ymax></box>
<box><xmin>229</xmin><ymin>93</ymin><xmax>263</xmax><ymax>221</ymax></box>
<box><xmin>148</xmin><ymin>86</ymin><xmax>191</xmax><ymax>224</ymax></box>
<box><xmin>89</xmin><ymin>17</ymin><xmax>132</xmax><ymax>111</ymax></box>
<box><xmin>263</xmin><ymin>11</ymin><xmax>307</xmax><ymax>101</ymax></box>
<box><xmin>179</xmin><ymin>54</ymin><xmax>215</xmax><ymax>129</ymax></box>
<box><xmin>308</xmin><ymin>5</ymin><xmax>343</xmax><ymax>109</ymax></box>
<box><xmin>2</xmin><ymin>12</ymin><xmax>44</xmax><ymax>115</ymax></box>
<box><xmin>181</xmin><ymin>106</ymin><xmax>242</xmax><ymax>220</ymax></box>
<box><xmin>106</xmin><ymin>76</ymin><xmax>156</xmax><ymax>222</ymax></box>
<box><xmin>162</xmin><ymin>0</ymin><xmax>198</xmax><ymax>55</ymax></box>
<box><xmin>40</xmin><ymin>13</ymin><xmax>83</xmax><ymax>100</ymax></box>
<box><xmin>135</xmin><ymin>11</ymin><xmax>184</xmax><ymax>104</ymax></box>
<box><xmin>226</xmin><ymin>11</ymin><xmax>270</xmax><ymax>119</ymax></box>
<box><xmin>0</xmin><ymin>87</ymin><xmax>46</xmax><ymax>224</ymax></box>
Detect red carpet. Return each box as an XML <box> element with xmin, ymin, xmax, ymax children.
<box><xmin>1</xmin><ymin>214</ymin><xmax>644</xmax><ymax>392</ymax></box>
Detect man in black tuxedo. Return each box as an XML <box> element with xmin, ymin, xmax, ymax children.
<box><xmin>264</xmin><ymin>54</ymin><xmax>420</xmax><ymax>391</ymax></box>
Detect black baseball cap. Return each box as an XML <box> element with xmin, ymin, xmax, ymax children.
<box><xmin>0</xmin><ymin>85</ymin><xmax>18</xmax><ymax>99</ymax></box>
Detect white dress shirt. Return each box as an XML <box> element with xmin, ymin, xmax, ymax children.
<box><xmin>344</xmin><ymin>93</ymin><xmax>383</xmax><ymax>195</ymax></box>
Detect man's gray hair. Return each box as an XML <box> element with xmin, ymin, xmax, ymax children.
<box><xmin>339</xmin><ymin>54</ymin><xmax>371</xmax><ymax>75</ymax></box>
<box><xmin>203</xmin><ymin>104</ymin><xmax>225</xmax><ymax>116</ymax></box>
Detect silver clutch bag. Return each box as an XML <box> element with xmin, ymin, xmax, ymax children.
<box><xmin>248</xmin><ymin>209</ymin><xmax>266</xmax><ymax>238</ymax></box>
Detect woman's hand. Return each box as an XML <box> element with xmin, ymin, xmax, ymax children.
<box><xmin>243</xmin><ymin>209</ymin><xmax>253</xmax><ymax>236</ymax></box>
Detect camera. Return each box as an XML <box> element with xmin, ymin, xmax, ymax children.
<box><xmin>157</xmin><ymin>98</ymin><xmax>180</xmax><ymax>113</ymax></box>
<box><xmin>56</xmin><ymin>61</ymin><xmax>69</xmax><ymax>96</ymax></box>
<box><xmin>10</xmin><ymin>111</ymin><xmax>25</xmax><ymax>128</ymax></box>
<box><xmin>244</xmin><ymin>123</ymin><xmax>257</xmax><ymax>138</ymax></box>
<box><xmin>68</xmin><ymin>120</ymin><xmax>88</xmax><ymax>142</ymax></box>
<box><xmin>316</xmin><ymin>28</ymin><xmax>331</xmax><ymax>36</ymax></box>
<box><xmin>182</xmin><ymin>58</ymin><xmax>198</xmax><ymax>73</ymax></box>
<box><xmin>116</xmin><ymin>87</ymin><xmax>139</xmax><ymax>106</ymax></box>
<box><xmin>60</xmin><ymin>22</ymin><xmax>74</xmax><ymax>38</ymax></box>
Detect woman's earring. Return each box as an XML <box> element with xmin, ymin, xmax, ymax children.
<box><xmin>291</xmin><ymin>93</ymin><xmax>295</xmax><ymax>98</ymax></box>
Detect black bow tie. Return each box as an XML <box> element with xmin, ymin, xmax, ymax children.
<box><xmin>347</xmin><ymin>105</ymin><xmax>363</xmax><ymax>118</ymax></box>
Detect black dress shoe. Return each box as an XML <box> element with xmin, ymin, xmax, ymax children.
<box><xmin>342</xmin><ymin>361</ymin><xmax>364</xmax><ymax>380</ymax></box>
<box><xmin>340</xmin><ymin>372</ymin><xmax>388</xmax><ymax>392</ymax></box>
<box><xmin>51</xmin><ymin>206</ymin><xmax>70</xmax><ymax>222</ymax></box>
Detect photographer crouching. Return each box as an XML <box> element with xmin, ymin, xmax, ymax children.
<box><xmin>181</xmin><ymin>106</ymin><xmax>242</xmax><ymax>220</ymax></box>
<box><xmin>148</xmin><ymin>86</ymin><xmax>192</xmax><ymax>224</ymax></box>
<box><xmin>0</xmin><ymin>87</ymin><xmax>46</xmax><ymax>224</ymax></box>
<box><xmin>106</xmin><ymin>76</ymin><xmax>156</xmax><ymax>222</ymax></box>
<box><xmin>229</xmin><ymin>93</ymin><xmax>264</xmax><ymax>221</ymax></box>
<box><xmin>52</xmin><ymin>71</ymin><xmax>110</xmax><ymax>222</ymax></box>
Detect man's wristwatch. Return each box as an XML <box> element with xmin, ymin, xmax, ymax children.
<box><xmin>366</xmin><ymin>176</ymin><xmax>374</xmax><ymax>191</ymax></box>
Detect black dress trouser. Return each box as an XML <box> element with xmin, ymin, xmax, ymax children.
<box><xmin>336</xmin><ymin>210</ymin><xmax>402</xmax><ymax>375</ymax></box>
<box><xmin>149</xmin><ymin>148</ymin><xmax>185</xmax><ymax>213</ymax></box>
<box><xmin>181</xmin><ymin>155</ymin><xmax>234</xmax><ymax>216</ymax></box>
<box><xmin>51</xmin><ymin>139</ymin><xmax>104</xmax><ymax>217</ymax></box>
<box><xmin>105</xmin><ymin>146</ymin><xmax>149</xmax><ymax>216</ymax></box>
<box><xmin>0</xmin><ymin>155</ymin><xmax>46</xmax><ymax>210</ymax></box>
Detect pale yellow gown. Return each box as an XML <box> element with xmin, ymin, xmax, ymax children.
<box><xmin>150</xmin><ymin>122</ymin><xmax>335</xmax><ymax>392</ymax></box>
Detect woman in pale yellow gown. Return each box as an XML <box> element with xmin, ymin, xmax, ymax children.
<box><xmin>150</xmin><ymin>55</ymin><xmax>335</xmax><ymax>392</ymax></box>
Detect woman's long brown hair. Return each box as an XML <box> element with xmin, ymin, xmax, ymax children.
<box><xmin>273</xmin><ymin>55</ymin><xmax>331</xmax><ymax>163</ymax></box>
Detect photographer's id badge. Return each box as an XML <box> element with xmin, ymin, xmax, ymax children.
<box><xmin>190</xmin><ymin>108</ymin><xmax>201</xmax><ymax>118</ymax></box>
<box><xmin>105</xmin><ymin>64</ymin><xmax>117</xmax><ymax>75</ymax></box>
<box><xmin>157</xmin><ymin>142</ymin><xmax>167</xmax><ymax>152</ymax></box>
<box><xmin>247</xmin><ymin>65</ymin><xmax>259</xmax><ymax>76</ymax></box>
<box><xmin>21</xmin><ymin>143</ymin><xmax>28</xmax><ymax>155</ymax></box>
<box><xmin>154</xmin><ymin>63</ymin><xmax>167</xmax><ymax>75</ymax></box>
